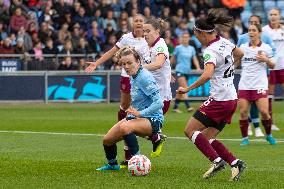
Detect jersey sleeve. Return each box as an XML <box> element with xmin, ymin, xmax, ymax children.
<box><xmin>237</xmin><ymin>34</ymin><xmax>246</xmax><ymax>47</ymax></box>
<box><xmin>154</xmin><ymin>41</ymin><xmax>168</xmax><ymax>58</ymax></box>
<box><xmin>115</xmin><ymin>34</ymin><xmax>127</xmax><ymax>48</ymax></box>
<box><xmin>192</xmin><ymin>46</ymin><xmax>196</xmax><ymax>57</ymax></box>
<box><xmin>203</xmin><ymin>49</ymin><xmax>217</xmax><ymax>67</ymax></box>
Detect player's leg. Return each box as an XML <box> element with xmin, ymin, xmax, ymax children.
<box><xmin>120</xmin><ymin>118</ymin><xmax>155</xmax><ymax>158</ymax></box>
<box><xmin>118</xmin><ymin>76</ymin><xmax>132</xmax><ymax>167</ymax></box>
<box><xmin>173</xmin><ymin>75</ymin><xmax>189</xmax><ymax>113</ymax></box>
<box><xmin>238</xmin><ymin>99</ymin><xmax>250</xmax><ymax>145</ymax></box>
<box><xmin>96</xmin><ymin>120</ymin><xmax>127</xmax><ymax>171</ymax></box>
<box><xmin>255</xmin><ymin>98</ymin><xmax>277</xmax><ymax>145</ymax></box>
<box><xmin>250</xmin><ymin>102</ymin><xmax>264</xmax><ymax>137</ymax></box>
<box><xmin>268</xmin><ymin>71</ymin><xmax>280</xmax><ymax>130</ymax></box>
<box><xmin>184</xmin><ymin>115</ymin><xmax>226</xmax><ymax>179</ymax></box>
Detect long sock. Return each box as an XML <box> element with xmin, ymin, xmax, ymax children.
<box><xmin>173</xmin><ymin>99</ymin><xmax>180</xmax><ymax>109</ymax></box>
<box><xmin>184</xmin><ymin>99</ymin><xmax>190</xmax><ymax>109</ymax></box>
<box><xmin>118</xmin><ymin>106</ymin><xmax>127</xmax><ymax>121</ymax></box>
<box><xmin>103</xmin><ymin>144</ymin><xmax>117</xmax><ymax>165</ymax></box>
<box><xmin>123</xmin><ymin>145</ymin><xmax>132</xmax><ymax>161</ymax></box>
<box><xmin>239</xmin><ymin>119</ymin><xmax>249</xmax><ymax>138</ymax></box>
<box><xmin>123</xmin><ymin>133</ymin><xmax>139</xmax><ymax>156</ymax></box>
<box><xmin>210</xmin><ymin>139</ymin><xmax>236</xmax><ymax>165</ymax></box>
<box><xmin>262</xmin><ymin>119</ymin><xmax>272</xmax><ymax>135</ymax></box>
<box><xmin>269</xmin><ymin>95</ymin><xmax>274</xmax><ymax>124</ymax></box>
<box><xmin>250</xmin><ymin>103</ymin><xmax>260</xmax><ymax>128</ymax></box>
<box><xmin>191</xmin><ymin>131</ymin><xmax>219</xmax><ymax>162</ymax></box>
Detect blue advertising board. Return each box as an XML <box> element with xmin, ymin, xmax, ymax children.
<box><xmin>48</xmin><ymin>75</ymin><xmax>107</xmax><ymax>102</ymax></box>
<box><xmin>0</xmin><ymin>76</ymin><xmax>44</xmax><ymax>100</ymax></box>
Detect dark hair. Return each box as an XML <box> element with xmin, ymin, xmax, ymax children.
<box><xmin>270</xmin><ymin>7</ymin><xmax>281</xmax><ymax>14</ymax></box>
<box><xmin>249</xmin><ymin>23</ymin><xmax>262</xmax><ymax>32</ymax></box>
<box><xmin>115</xmin><ymin>46</ymin><xmax>141</xmax><ymax>65</ymax></box>
<box><xmin>195</xmin><ymin>8</ymin><xmax>234</xmax><ymax>33</ymax></box>
<box><xmin>145</xmin><ymin>18</ymin><xmax>166</xmax><ymax>36</ymax></box>
<box><xmin>249</xmin><ymin>15</ymin><xmax>262</xmax><ymax>25</ymax></box>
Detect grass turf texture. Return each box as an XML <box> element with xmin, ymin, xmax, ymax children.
<box><xmin>0</xmin><ymin>102</ymin><xmax>283</xmax><ymax>189</ymax></box>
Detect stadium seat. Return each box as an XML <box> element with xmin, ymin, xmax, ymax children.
<box><xmin>263</xmin><ymin>0</ymin><xmax>276</xmax><ymax>11</ymax></box>
<box><xmin>241</xmin><ymin>10</ymin><xmax>252</xmax><ymax>28</ymax></box>
<box><xmin>276</xmin><ymin>0</ymin><xmax>284</xmax><ymax>10</ymax></box>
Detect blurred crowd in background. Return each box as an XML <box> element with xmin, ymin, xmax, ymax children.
<box><xmin>0</xmin><ymin>0</ymin><xmax>277</xmax><ymax>71</ymax></box>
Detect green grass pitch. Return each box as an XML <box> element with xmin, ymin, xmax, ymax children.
<box><xmin>0</xmin><ymin>101</ymin><xmax>283</xmax><ymax>189</ymax></box>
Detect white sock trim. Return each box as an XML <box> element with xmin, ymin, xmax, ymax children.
<box><xmin>191</xmin><ymin>131</ymin><xmax>201</xmax><ymax>143</ymax></box>
<box><xmin>120</xmin><ymin>106</ymin><xmax>127</xmax><ymax>111</ymax></box>
<box><xmin>231</xmin><ymin>159</ymin><xmax>239</xmax><ymax>166</ymax></box>
<box><xmin>213</xmin><ymin>157</ymin><xmax>221</xmax><ymax>163</ymax></box>
<box><xmin>251</xmin><ymin>118</ymin><xmax>260</xmax><ymax>123</ymax></box>
<box><xmin>209</xmin><ymin>139</ymin><xmax>215</xmax><ymax>144</ymax></box>
<box><xmin>268</xmin><ymin>95</ymin><xmax>274</xmax><ymax>99</ymax></box>
<box><xmin>124</xmin><ymin>145</ymin><xmax>129</xmax><ymax>150</ymax></box>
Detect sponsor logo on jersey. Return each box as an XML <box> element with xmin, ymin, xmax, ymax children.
<box><xmin>156</xmin><ymin>46</ymin><xmax>164</xmax><ymax>53</ymax></box>
<box><xmin>203</xmin><ymin>54</ymin><xmax>211</xmax><ymax>62</ymax></box>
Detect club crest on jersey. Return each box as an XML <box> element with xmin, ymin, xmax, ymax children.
<box><xmin>203</xmin><ymin>54</ymin><xmax>211</xmax><ymax>62</ymax></box>
<box><xmin>156</xmin><ymin>46</ymin><xmax>164</xmax><ymax>53</ymax></box>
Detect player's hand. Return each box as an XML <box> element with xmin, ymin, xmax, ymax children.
<box><xmin>126</xmin><ymin>107</ymin><xmax>141</xmax><ymax>117</ymax></box>
<box><xmin>85</xmin><ymin>62</ymin><xmax>97</xmax><ymax>73</ymax></box>
<box><xmin>176</xmin><ymin>87</ymin><xmax>189</xmax><ymax>94</ymax></box>
<box><xmin>256</xmin><ymin>54</ymin><xmax>268</xmax><ymax>63</ymax></box>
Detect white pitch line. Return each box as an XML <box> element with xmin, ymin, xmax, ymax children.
<box><xmin>0</xmin><ymin>130</ymin><xmax>283</xmax><ymax>143</ymax></box>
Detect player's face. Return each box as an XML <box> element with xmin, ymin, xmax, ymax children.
<box><xmin>193</xmin><ymin>29</ymin><xmax>206</xmax><ymax>46</ymax></box>
<box><xmin>249</xmin><ymin>16</ymin><xmax>260</xmax><ymax>25</ymax></box>
<box><xmin>143</xmin><ymin>24</ymin><xmax>160</xmax><ymax>46</ymax></box>
<box><xmin>132</xmin><ymin>15</ymin><xmax>144</xmax><ymax>30</ymax></box>
<box><xmin>181</xmin><ymin>33</ymin><xmax>190</xmax><ymax>45</ymax></box>
<box><xmin>120</xmin><ymin>54</ymin><xmax>140</xmax><ymax>76</ymax></box>
<box><xmin>248</xmin><ymin>25</ymin><xmax>260</xmax><ymax>41</ymax></box>
<box><xmin>269</xmin><ymin>9</ymin><xmax>281</xmax><ymax>24</ymax></box>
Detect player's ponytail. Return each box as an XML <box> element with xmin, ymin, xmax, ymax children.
<box><xmin>194</xmin><ymin>8</ymin><xmax>234</xmax><ymax>33</ymax></box>
<box><xmin>145</xmin><ymin>18</ymin><xmax>166</xmax><ymax>36</ymax></box>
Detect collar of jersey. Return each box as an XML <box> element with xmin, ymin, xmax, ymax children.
<box><xmin>207</xmin><ymin>35</ymin><xmax>220</xmax><ymax>47</ymax></box>
<box><xmin>151</xmin><ymin>37</ymin><xmax>161</xmax><ymax>47</ymax></box>
<box><xmin>249</xmin><ymin>41</ymin><xmax>262</xmax><ymax>47</ymax></box>
<box><xmin>132</xmin><ymin>66</ymin><xmax>143</xmax><ymax>79</ymax></box>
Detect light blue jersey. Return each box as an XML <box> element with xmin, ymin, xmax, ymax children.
<box><xmin>129</xmin><ymin>67</ymin><xmax>164</xmax><ymax>123</ymax></box>
<box><xmin>174</xmin><ymin>44</ymin><xmax>196</xmax><ymax>74</ymax></box>
<box><xmin>237</xmin><ymin>33</ymin><xmax>276</xmax><ymax>56</ymax></box>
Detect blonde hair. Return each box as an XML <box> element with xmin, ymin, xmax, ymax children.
<box><xmin>115</xmin><ymin>46</ymin><xmax>141</xmax><ymax>65</ymax></box>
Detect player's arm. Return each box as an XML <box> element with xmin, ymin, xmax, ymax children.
<box><xmin>143</xmin><ymin>54</ymin><xmax>166</xmax><ymax>71</ymax></box>
<box><xmin>177</xmin><ymin>63</ymin><xmax>214</xmax><ymax>94</ymax></box>
<box><xmin>233</xmin><ymin>47</ymin><xmax>244</xmax><ymax>68</ymax></box>
<box><xmin>256</xmin><ymin>51</ymin><xmax>275</xmax><ymax>69</ymax></box>
<box><xmin>85</xmin><ymin>46</ymin><xmax>119</xmax><ymax>72</ymax></box>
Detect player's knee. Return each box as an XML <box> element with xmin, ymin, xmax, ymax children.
<box><xmin>120</xmin><ymin>123</ymin><xmax>131</xmax><ymax>136</ymax></box>
<box><xmin>184</xmin><ymin>126</ymin><xmax>193</xmax><ymax>139</ymax></box>
<box><xmin>120</xmin><ymin>102</ymin><xmax>130</xmax><ymax>110</ymax></box>
<box><xmin>103</xmin><ymin>135</ymin><xmax>112</xmax><ymax>145</ymax></box>
<box><xmin>259</xmin><ymin>109</ymin><xmax>270</xmax><ymax>120</ymax></box>
<box><xmin>240</xmin><ymin>109</ymin><xmax>248</xmax><ymax>119</ymax></box>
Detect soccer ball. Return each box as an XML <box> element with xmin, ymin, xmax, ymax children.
<box><xmin>128</xmin><ymin>154</ymin><xmax>151</xmax><ymax>176</ymax></box>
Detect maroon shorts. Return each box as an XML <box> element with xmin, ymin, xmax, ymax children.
<box><xmin>163</xmin><ymin>100</ymin><xmax>171</xmax><ymax>115</ymax></box>
<box><xmin>120</xmin><ymin>76</ymin><xmax>131</xmax><ymax>93</ymax></box>
<box><xmin>269</xmin><ymin>69</ymin><xmax>284</xmax><ymax>84</ymax></box>
<box><xmin>238</xmin><ymin>90</ymin><xmax>268</xmax><ymax>101</ymax></box>
<box><xmin>198</xmin><ymin>98</ymin><xmax>237</xmax><ymax>124</ymax></box>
